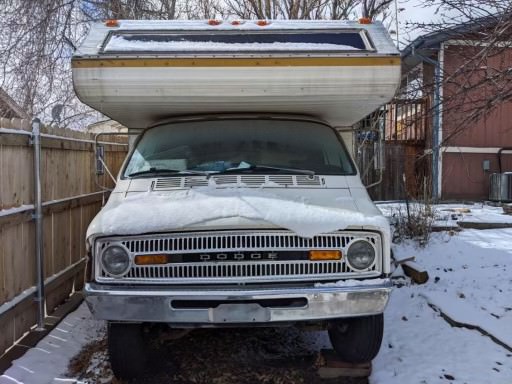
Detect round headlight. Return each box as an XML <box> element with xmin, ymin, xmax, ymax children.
<box><xmin>347</xmin><ymin>240</ymin><xmax>376</xmax><ymax>270</ymax></box>
<box><xmin>101</xmin><ymin>245</ymin><xmax>130</xmax><ymax>277</ymax></box>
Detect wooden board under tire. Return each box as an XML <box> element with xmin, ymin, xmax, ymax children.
<box><xmin>317</xmin><ymin>349</ymin><xmax>372</xmax><ymax>379</ymax></box>
<box><xmin>401</xmin><ymin>261</ymin><xmax>429</xmax><ymax>284</ymax></box>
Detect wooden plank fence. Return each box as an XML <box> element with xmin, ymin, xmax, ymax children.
<box><xmin>358</xmin><ymin>142</ymin><xmax>430</xmax><ymax>201</ymax></box>
<box><xmin>0</xmin><ymin>117</ymin><xmax>128</xmax><ymax>357</ymax></box>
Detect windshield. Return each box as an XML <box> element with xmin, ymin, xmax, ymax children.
<box><xmin>123</xmin><ymin>119</ymin><xmax>356</xmax><ymax>178</ymax></box>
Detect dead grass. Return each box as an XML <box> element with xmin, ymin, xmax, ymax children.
<box><xmin>390</xmin><ymin>201</ymin><xmax>436</xmax><ymax>247</ymax></box>
<box><xmin>67</xmin><ymin>339</ymin><xmax>105</xmax><ymax>376</ymax></box>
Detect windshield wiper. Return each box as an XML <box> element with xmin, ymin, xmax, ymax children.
<box><xmin>128</xmin><ymin>168</ymin><xmax>210</xmax><ymax>178</ymax></box>
<box><xmin>218</xmin><ymin>164</ymin><xmax>315</xmax><ymax>176</ymax></box>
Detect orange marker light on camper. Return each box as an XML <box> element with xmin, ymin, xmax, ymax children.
<box><xmin>309</xmin><ymin>250</ymin><xmax>342</xmax><ymax>261</ymax></box>
<box><xmin>231</xmin><ymin>20</ymin><xmax>243</xmax><ymax>26</ymax></box>
<box><xmin>208</xmin><ymin>19</ymin><xmax>222</xmax><ymax>26</ymax></box>
<box><xmin>358</xmin><ymin>17</ymin><xmax>372</xmax><ymax>24</ymax></box>
<box><xmin>134</xmin><ymin>254</ymin><xmax>168</xmax><ymax>265</ymax></box>
<box><xmin>105</xmin><ymin>19</ymin><xmax>119</xmax><ymax>27</ymax></box>
<box><xmin>256</xmin><ymin>20</ymin><xmax>271</xmax><ymax>26</ymax></box>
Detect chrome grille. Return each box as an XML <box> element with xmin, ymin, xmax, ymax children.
<box><xmin>95</xmin><ymin>231</ymin><xmax>381</xmax><ymax>284</ymax></box>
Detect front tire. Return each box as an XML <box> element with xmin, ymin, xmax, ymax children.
<box><xmin>108</xmin><ymin>322</ymin><xmax>148</xmax><ymax>380</ymax></box>
<box><xmin>328</xmin><ymin>314</ymin><xmax>384</xmax><ymax>363</ymax></box>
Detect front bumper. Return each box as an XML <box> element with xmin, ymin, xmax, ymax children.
<box><xmin>85</xmin><ymin>280</ymin><xmax>392</xmax><ymax>325</ymax></box>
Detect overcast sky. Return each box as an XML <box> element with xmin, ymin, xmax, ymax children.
<box><xmin>394</xmin><ymin>0</ymin><xmax>497</xmax><ymax>48</ymax></box>
<box><xmin>394</xmin><ymin>0</ymin><xmax>445</xmax><ymax>48</ymax></box>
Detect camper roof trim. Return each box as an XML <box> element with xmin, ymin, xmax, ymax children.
<box><xmin>75</xmin><ymin>20</ymin><xmax>398</xmax><ymax>58</ymax></box>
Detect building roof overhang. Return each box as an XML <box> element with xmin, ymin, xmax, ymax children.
<box><xmin>400</xmin><ymin>13</ymin><xmax>507</xmax><ymax>74</ymax></box>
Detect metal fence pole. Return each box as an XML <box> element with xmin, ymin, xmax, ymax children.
<box><xmin>32</xmin><ymin>118</ymin><xmax>45</xmax><ymax>331</ymax></box>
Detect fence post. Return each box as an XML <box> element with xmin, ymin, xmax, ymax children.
<box><xmin>32</xmin><ymin>118</ymin><xmax>46</xmax><ymax>331</ymax></box>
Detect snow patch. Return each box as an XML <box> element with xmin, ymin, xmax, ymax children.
<box><xmin>371</xmin><ymin>228</ymin><xmax>512</xmax><ymax>384</ymax></box>
<box><xmin>0</xmin><ymin>128</ymin><xmax>31</xmax><ymax>135</ymax></box>
<box><xmin>113</xmin><ymin>19</ymin><xmax>364</xmax><ymax>31</ymax></box>
<box><xmin>0</xmin><ymin>204</ymin><xmax>34</xmax><ymax>217</ymax></box>
<box><xmin>422</xmin><ymin>291</ymin><xmax>512</xmax><ymax>349</ymax></box>
<box><xmin>2</xmin><ymin>304</ymin><xmax>104</xmax><ymax>384</ymax></box>
<box><xmin>314</xmin><ymin>278</ymin><xmax>389</xmax><ymax>288</ymax></box>
<box><xmin>105</xmin><ymin>35</ymin><xmax>360</xmax><ymax>52</ymax></box>
<box><xmin>91</xmin><ymin>187</ymin><xmax>388</xmax><ymax>238</ymax></box>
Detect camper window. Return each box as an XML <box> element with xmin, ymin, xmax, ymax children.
<box><xmin>104</xmin><ymin>30</ymin><xmax>370</xmax><ymax>53</ymax></box>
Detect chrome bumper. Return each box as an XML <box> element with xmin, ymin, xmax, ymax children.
<box><xmin>84</xmin><ymin>280</ymin><xmax>392</xmax><ymax>325</ymax></box>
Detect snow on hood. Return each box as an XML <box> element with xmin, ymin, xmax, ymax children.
<box><xmin>87</xmin><ymin>187</ymin><xmax>388</xmax><ymax>239</ymax></box>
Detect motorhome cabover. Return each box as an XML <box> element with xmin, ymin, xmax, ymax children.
<box><xmin>72</xmin><ymin>18</ymin><xmax>400</xmax><ymax>379</ymax></box>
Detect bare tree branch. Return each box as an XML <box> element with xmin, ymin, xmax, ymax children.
<box><xmin>399</xmin><ymin>1</ymin><xmax>512</xmax><ymax>146</ymax></box>
<box><xmin>0</xmin><ymin>0</ymin><xmax>394</xmax><ymax>128</ymax></box>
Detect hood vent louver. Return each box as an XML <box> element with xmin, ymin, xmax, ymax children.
<box><xmin>184</xmin><ymin>177</ymin><xmax>209</xmax><ymax>187</ymax></box>
<box><xmin>268</xmin><ymin>175</ymin><xmax>294</xmax><ymax>185</ymax></box>
<box><xmin>296</xmin><ymin>175</ymin><xmax>323</xmax><ymax>186</ymax></box>
<box><xmin>153</xmin><ymin>178</ymin><xmax>181</xmax><ymax>189</ymax></box>
<box><xmin>214</xmin><ymin>175</ymin><xmax>238</xmax><ymax>185</ymax></box>
<box><xmin>240</xmin><ymin>175</ymin><xmax>266</xmax><ymax>186</ymax></box>
<box><xmin>153</xmin><ymin>175</ymin><xmax>322</xmax><ymax>191</ymax></box>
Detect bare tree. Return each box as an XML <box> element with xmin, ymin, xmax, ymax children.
<box><xmin>0</xmin><ymin>1</ymin><xmax>88</xmax><ymax>125</ymax></box>
<box><xmin>223</xmin><ymin>0</ymin><xmax>385</xmax><ymax>20</ymax></box>
<box><xmin>331</xmin><ymin>0</ymin><xmax>361</xmax><ymax>20</ymax></box>
<box><xmin>361</xmin><ymin>0</ymin><xmax>394</xmax><ymax>20</ymax></box>
<box><xmin>0</xmin><ymin>0</ymin><xmax>395</xmax><ymax>128</ymax></box>
<box><xmin>0</xmin><ymin>0</ymin><xmax>189</xmax><ymax>127</ymax></box>
<box><xmin>84</xmin><ymin>0</ymin><xmax>182</xmax><ymax>19</ymax></box>
<box><xmin>183</xmin><ymin>0</ymin><xmax>225</xmax><ymax>19</ymax></box>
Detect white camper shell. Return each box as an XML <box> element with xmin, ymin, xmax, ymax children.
<box><xmin>72</xmin><ymin>20</ymin><xmax>400</xmax><ymax>128</ymax></box>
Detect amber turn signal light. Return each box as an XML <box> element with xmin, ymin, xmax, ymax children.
<box><xmin>134</xmin><ymin>254</ymin><xmax>168</xmax><ymax>265</ymax></box>
<box><xmin>105</xmin><ymin>19</ymin><xmax>119</xmax><ymax>27</ymax></box>
<box><xmin>256</xmin><ymin>20</ymin><xmax>271</xmax><ymax>26</ymax></box>
<box><xmin>309</xmin><ymin>250</ymin><xmax>342</xmax><ymax>261</ymax></box>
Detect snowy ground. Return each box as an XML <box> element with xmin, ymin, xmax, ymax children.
<box><xmin>378</xmin><ymin>202</ymin><xmax>512</xmax><ymax>228</ymax></box>
<box><xmin>1</xmin><ymin>204</ymin><xmax>511</xmax><ymax>384</ymax></box>
<box><xmin>373</xmin><ymin>229</ymin><xmax>512</xmax><ymax>384</ymax></box>
<box><xmin>0</xmin><ymin>305</ymin><xmax>104</xmax><ymax>384</ymax></box>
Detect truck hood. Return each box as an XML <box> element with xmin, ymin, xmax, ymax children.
<box><xmin>86</xmin><ymin>185</ymin><xmax>389</xmax><ymax>240</ymax></box>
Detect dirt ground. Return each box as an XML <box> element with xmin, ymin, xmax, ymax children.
<box><xmin>67</xmin><ymin>325</ymin><xmax>369</xmax><ymax>384</ymax></box>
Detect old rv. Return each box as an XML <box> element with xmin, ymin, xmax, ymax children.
<box><xmin>72</xmin><ymin>19</ymin><xmax>400</xmax><ymax>379</ymax></box>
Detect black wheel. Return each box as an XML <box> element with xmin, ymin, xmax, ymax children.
<box><xmin>328</xmin><ymin>314</ymin><xmax>384</xmax><ymax>363</ymax></box>
<box><xmin>108</xmin><ymin>322</ymin><xmax>148</xmax><ymax>380</ymax></box>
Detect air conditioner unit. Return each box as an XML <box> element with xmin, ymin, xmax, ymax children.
<box><xmin>489</xmin><ymin>172</ymin><xmax>512</xmax><ymax>202</ymax></box>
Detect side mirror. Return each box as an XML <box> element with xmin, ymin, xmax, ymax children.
<box><xmin>373</xmin><ymin>139</ymin><xmax>385</xmax><ymax>171</ymax></box>
<box><xmin>93</xmin><ymin>132</ymin><xmax>139</xmax><ymax>193</ymax></box>
<box><xmin>96</xmin><ymin>144</ymin><xmax>105</xmax><ymax>175</ymax></box>
<box><xmin>94</xmin><ymin>133</ymin><xmax>124</xmax><ymax>192</ymax></box>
